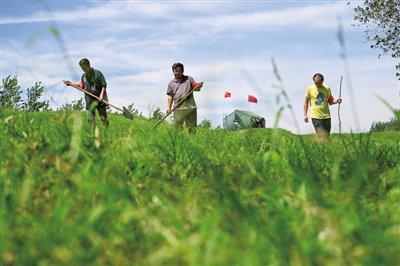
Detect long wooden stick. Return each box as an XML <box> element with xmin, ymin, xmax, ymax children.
<box><xmin>65</xmin><ymin>82</ymin><xmax>123</xmax><ymax>112</ymax></box>
<box><xmin>152</xmin><ymin>89</ymin><xmax>194</xmax><ymax>129</ymax></box>
<box><xmin>338</xmin><ymin>75</ymin><xmax>343</xmax><ymax>134</ymax></box>
<box><xmin>63</xmin><ymin>80</ymin><xmax>134</xmax><ymax>120</ymax></box>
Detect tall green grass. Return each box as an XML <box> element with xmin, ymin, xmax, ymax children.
<box><xmin>1</xmin><ymin>109</ymin><xmax>399</xmax><ymax>265</ymax></box>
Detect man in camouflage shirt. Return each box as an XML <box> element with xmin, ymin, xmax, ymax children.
<box><xmin>65</xmin><ymin>58</ymin><xmax>109</xmax><ymax>127</ymax></box>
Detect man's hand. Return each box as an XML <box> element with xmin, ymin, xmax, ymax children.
<box><xmin>304</xmin><ymin>116</ymin><xmax>309</xmax><ymax>123</ymax></box>
<box><xmin>335</xmin><ymin>98</ymin><xmax>342</xmax><ymax>104</ymax></box>
<box><xmin>194</xmin><ymin>82</ymin><xmax>204</xmax><ymax>91</ymax></box>
<box><xmin>166</xmin><ymin>108</ymin><xmax>172</xmax><ymax>115</ymax></box>
<box><xmin>63</xmin><ymin>80</ymin><xmax>84</xmax><ymax>90</ymax></box>
<box><xmin>63</xmin><ymin>80</ymin><xmax>72</xmax><ymax>86</ymax></box>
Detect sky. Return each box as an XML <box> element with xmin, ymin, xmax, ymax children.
<box><xmin>1</xmin><ymin>0</ymin><xmax>399</xmax><ymax>133</ymax></box>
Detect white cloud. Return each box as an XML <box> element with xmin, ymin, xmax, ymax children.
<box><xmin>1</xmin><ymin>2</ymin><xmax>224</xmax><ymax>25</ymax></box>
<box><xmin>178</xmin><ymin>2</ymin><xmax>352</xmax><ymax>32</ymax></box>
<box><xmin>3</xmin><ymin>1</ymin><xmax>352</xmax><ymax>32</ymax></box>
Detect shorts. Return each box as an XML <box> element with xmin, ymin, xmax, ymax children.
<box><xmin>311</xmin><ymin>118</ymin><xmax>331</xmax><ymax>134</ymax></box>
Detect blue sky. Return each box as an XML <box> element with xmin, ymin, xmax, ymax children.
<box><xmin>1</xmin><ymin>0</ymin><xmax>399</xmax><ymax>133</ymax></box>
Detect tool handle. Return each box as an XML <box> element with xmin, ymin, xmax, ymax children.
<box><xmin>64</xmin><ymin>81</ymin><xmax>123</xmax><ymax>112</ymax></box>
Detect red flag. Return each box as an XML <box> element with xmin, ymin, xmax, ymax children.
<box><xmin>224</xmin><ymin>91</ymin><xmax>231</xmax><ymax>98</ymax></box>
<box><xmin>248</xmin><ymin>95</ymin><xmax>257</xmax><ymax>103</ymax></box>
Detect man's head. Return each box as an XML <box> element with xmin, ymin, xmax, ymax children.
<box><xmin>313</xmin><ymin>73</ymin><xmax>324</xmax><ymax>88</ymax></box>
<box><xmin>172</xmin><ymin>63</ymin><xmax>184</xmax><ymax>80</ymax></box>
<box><xmin>79</xmin><ymin>58</ymin><xmax>91</xmax><ymax>74</ymax></box>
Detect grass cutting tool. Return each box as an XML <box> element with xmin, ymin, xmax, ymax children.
<box><xmin>63</xmin><ymin>80</ymin><xmax>133</xmax><ymax>120</ymax></box>
<box><xmin>152</xmin><ymin>82</ymin><xmax>203</xmax><ymax>130</ymax></box>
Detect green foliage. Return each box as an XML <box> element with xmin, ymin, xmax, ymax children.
<box><xmin>49</xmin><ymin>26</ymin><xmax>60</xmax><ymax>37</ymax></box>
<box><xmin>351</xmin><ymin>0</ymin><xmax>400</xmax><ymax>78</ymax></box>
<box><xmin>1</xmin><ymin>109</ymin><xmax>400</xmax><ymax>265</ymax></box>
<box><xmin>370</xmin><ymin>96</ymin><xmax>400</xmax><ymax>132</ymax></box>
<box><xmin>151</xmin><ymin>107</ymin><xmax>164</xmax><ymax>120</ymax></box>
<box><xmin>198</xmin><ymin>119</ymin><xmax>212</xmax><ymax>129</ymax></box>
<box><xmin>58</xmin><ymin>98</ymin><xmax>85</xmax><ymax>111</ymax></box>
<box><xmin>0</xmin><ymin>75</ymin><xmax>22</xmax><ymax>109</ymax></box>
<box><xmin>0</xmin><ymin>75</ymin><xmax>49</xmax><ymax>112</ymax></box>
<box><xmin>370</xmin><ymin>109</ymin><xmax>400</xmax><ymax>132</ymax></box>
<box><xmin>126</xmin><ymin>103</ymin><xmax>144</xmax><ymax>118</ymax></box>
<box><xmin>21</xmin><ymin>82</ymin><xmax>49</xmax><ymax>112</ymax></box>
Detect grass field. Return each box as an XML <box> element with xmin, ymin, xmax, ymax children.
<box><xmin>1</xmin><ymin>109</ymin><xmax>400</xmax><ymax>265</ymax></box>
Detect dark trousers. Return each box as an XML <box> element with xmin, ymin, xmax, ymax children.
<box><xmin>312</xmin><ymin>118</ymin><xmax>331</xmax><ymax>137</ymax></box>
<box><xmin>87</xmin><ymin>100</ymin><xmax>109</xmax><ymax>127</ymax></box>
<box><xmin>173</xmin><ymin>108</ymin><xmax>197</xmax><ymax>133</ymax></box>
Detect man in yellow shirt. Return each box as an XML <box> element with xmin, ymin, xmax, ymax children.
<box><xmin>304</xmin><ymin>73</ymin><xmax>342</xmax><ymax>138</ymax></box>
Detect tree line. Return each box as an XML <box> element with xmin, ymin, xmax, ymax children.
<box><xmin>0</xmin><ymin>75</ymin><xmax>49</xmax><ymax>112</ymax></box>
<box><xmin>0</xmin><ymin>75</ymin><xmax>213</xmax><ymax>129</ymax></box>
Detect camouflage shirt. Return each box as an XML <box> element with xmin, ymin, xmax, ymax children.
<box><xmin>81</xmin><ymin>68</ymin><xmax>108</xmax><ymax>105</ymax></box>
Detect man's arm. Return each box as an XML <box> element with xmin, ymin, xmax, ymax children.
<box><xmin>166</xmin><ymin>83</ymin><xmax>174</xmax><ymax>113</ymax></box>
<box><xmin>63</xmin><ymin>80</ymin><xmax>84</xmax><ymax>89</ymax></box>
<box><xmin>328</xmin><ymin>95</ymin><xmax>342</xmax><ymax>105</ymax></box>
<box><xmin>99</xmin><ymin>87</ymin><xmax>106</xmax><ymax>101</ymax></box>
<box><xmin>190</xmin><ymin>76</ymin><xmax>203</xmax><ymax>91</ymax></box>
<box><xmin>304</xmin><ymin>97</ymin><xmax>310</xmax><ymax>123</ymax></box>
<box><xmin>167</xmin><ymin>95</ymin><xmax>173</xmax><ymax>114</ymax></box>
<box><xmin>193</xmin><ymin>81</ymin><xmax>204</xmax><ymax>91</ymax></box>
<box><xmin>98</xmin><ymin>72</ymin><xmax>107</xmax><ymax>101</ymax></box>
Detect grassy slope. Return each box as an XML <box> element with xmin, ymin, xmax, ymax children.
<box><xmin>1</xmin><ymin>109</ymin><xmax>400</xmax><ymax>265</ymax></box>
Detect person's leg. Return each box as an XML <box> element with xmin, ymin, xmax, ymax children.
<box><xmin>323</xmin><ymin>118</ymin><xmax>331</xmax><ymax>137</ymax></box>
<box><xmin>312</xmin><ymin>118</ymin><xmax>328</xmax><ymax>140</ymax></box>
<box><xmin>185</xmin><ymin>109</ymin><xmax>197</xmax><ymax>134</ymax></box>
<box><xmin>97</xmin><ymin>105</ymin><xmax>109</xmax><ymax>128</ymax></box>
<box><xmin>173</xmin><ymin>109</ymin><xmax>184</xmax><ymax>130</ymax></box>
<box><xmin>87</xmin><ymin>100</ymin><xmax>98</xmax><ymax>126</ymax></box>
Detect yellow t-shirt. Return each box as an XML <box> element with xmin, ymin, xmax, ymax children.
<box><xmin>305</xmin><ymin>84</ymin><xmax>332</xmax><ymax>119</ymax></box>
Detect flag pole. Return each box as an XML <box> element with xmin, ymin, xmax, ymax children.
<box><xmin>223</xmin><ymin>91</ymin><xmax>227</xmax><ymax>120</ymax></box>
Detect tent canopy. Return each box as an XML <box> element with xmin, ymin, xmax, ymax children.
<box><xmin>223</xmin><ymin>110</ymin><xmax>265</xmax><ymax>130</ymax></box>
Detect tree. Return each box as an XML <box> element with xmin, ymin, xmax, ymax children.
<box><xmin>151</xmin><ymin>107</ymin><xmax>164</xmax><ymax>120</ymax></box>
<box><xmin>370</xmin><ymin>109</ymin><xmax>400</xmax><ymax>132</ymax></box>
<box><xmin>22</xmin><ymin>82</ymin><xmax>49</xmax><ymax>111</ymax></box>
<box><xmin>350</xmin><ymin>0</ymin><xmax>400</xmax><ymax>78</ymax></box>
<box><xmin>0</xmin><ymin>75</ymin><xmax>22</xmax><ymax>109</ymax></box>
<box><xmin>58</xmin><ymin>98</ymin><xmax>84</xmax><ymax>111</ymax></box>
<box><xmin>198</xmin><ymin>119</ymin><xmax>212</xmax><ymax>129</ymax></box>
<box><xmin>126</xmin><ymin>103</ymin><xmax>143</xmax><ymax>118</ymax></box>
